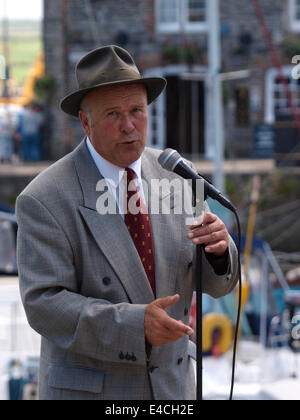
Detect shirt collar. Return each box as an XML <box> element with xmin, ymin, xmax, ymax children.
<box><xmin>86</xmin><ymin>137</ymin><xmax>142</xmax><ymax>188</ymax></box>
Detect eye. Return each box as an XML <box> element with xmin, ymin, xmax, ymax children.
<box><xmin>108</xmin><ymin>111</ymin><xmax>117</xmax><ymax>117</ymax></box>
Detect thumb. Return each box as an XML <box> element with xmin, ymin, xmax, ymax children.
<box><xmin>156</xmin><ymin>294</ymin><xmax>180</xmax><ymax>310</ymax></box>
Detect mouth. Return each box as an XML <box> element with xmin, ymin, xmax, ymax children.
<box><xmin>121</xmin><ymin>140</ymin><xmax>139</xmax><ymax>145</ymax></box>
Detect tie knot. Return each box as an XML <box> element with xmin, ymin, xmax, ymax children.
<box><xmin>125</xmin><ymin>167</ymin><xmax>136</xmax><ymax>182</ymax></box>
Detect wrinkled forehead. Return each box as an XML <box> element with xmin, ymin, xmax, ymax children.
<box><xmin>83</xmin><ymin>83</ymin><xmax>148</xmax><ymax>111</ymax></box>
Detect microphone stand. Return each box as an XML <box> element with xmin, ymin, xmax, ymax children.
<box><xmin>192</xmin><ymin>179</ymin><xmax>204</xmax><ymax>401</ymax></box>
<box><xmin>196</xmin><ymin>244</ymin><xmax>203</xmax><ymax>401</ymax></box>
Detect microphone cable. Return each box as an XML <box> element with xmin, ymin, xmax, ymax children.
<box><xmin>229</xmin><ymin>208</ymin><xmax>242</xmax><ymax>401</ymax></box>
<box><xmin>198</xmin><ymin>172</ymin><xmax>242</xmax><ymax>400</ymax></box>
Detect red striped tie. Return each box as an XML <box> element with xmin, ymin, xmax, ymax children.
<box><xmin>124</xmin><ymin>168</ymin><xmax>156</xmax><ymax>297</ymax></box>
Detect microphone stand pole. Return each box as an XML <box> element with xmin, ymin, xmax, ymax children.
<box><xmin>192</xmin><ymin>179</ymin><xmax>204</xmax><ymax>401</ymax></box>
<box><xmin>196</xmin><ymin>244</ymin><xmax>203</xmax><ymax>401</ymax></box>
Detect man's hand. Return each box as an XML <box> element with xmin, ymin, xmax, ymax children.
<box><xmin>145</xmin><ymin>295</ymin><xmax>194</xmax><ymax>347</ymax></box>
<box><xmin>187</xmin><ymin>212</ymin><xmax>229</xmax><ymax>257</ymax></box>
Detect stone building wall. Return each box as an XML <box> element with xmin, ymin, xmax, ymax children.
<box><xmin>43</xmin><ymin>0</ymin><xmax>297</xmax><ymax>160</ymax></box>
<box><xmin>44</xmin><ymin>0</ymin><xmax>163</xmax><ymax>159</ymax></box>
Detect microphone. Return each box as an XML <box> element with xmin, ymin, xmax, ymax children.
<box><xmin>158</xmin><ymin>148</ymin><xmax>235</xmax><ymax>212</ymax></box>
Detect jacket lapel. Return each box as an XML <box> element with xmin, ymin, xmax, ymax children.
<box><xmin>141</xmin><ymin>150</ymin><xmax>185</xmax><ymax>299</ymax></box>
<box><xmin>73</xmin><ymin>140</ymin><xmax>154</xmax><ymax>304</ymax></box>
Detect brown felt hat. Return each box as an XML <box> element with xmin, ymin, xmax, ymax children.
<box><xmin>60</xmin><ymin>45</ymin><xmax>167</xmax><ymax>117</ymax></box>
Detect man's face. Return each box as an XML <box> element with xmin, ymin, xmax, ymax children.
<box><xmin>79</xmin><ymin>83</ymin><xmax>148</xmax><ymax>168</ymax></box>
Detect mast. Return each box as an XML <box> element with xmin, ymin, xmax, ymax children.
<box><xmin>207</xmin><ymin>0</ymin><xmax>224</xmax><ymax>192</ymax></box>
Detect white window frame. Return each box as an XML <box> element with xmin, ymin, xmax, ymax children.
<box><xmin>156</xmin><ymin>0</ymin><xmax>181</xmax><ymax>33</ymax></box>
<box><xmin>155</xmin><ymin>0</ymin><xmax>207</xmax><ymax>34</ymax></box>
<box><xmin>265</xmin><ymin>66</ymin><xmax>300</xmax><ymax>124</ymax></box>
<box><xmin>184</xmin><ymin>0</ymin><xmax>207</xmax><ymax>33</ymax></box>
<box><xmin>289</xmin><ymin>0</ymin><xmax>300</xmax><ymax>32</ymax></box>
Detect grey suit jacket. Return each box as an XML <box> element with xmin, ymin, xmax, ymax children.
<box><xmin>16</xmin><ymin>140</ymin><xmax>238</xmax><ymax>400</ymax></box>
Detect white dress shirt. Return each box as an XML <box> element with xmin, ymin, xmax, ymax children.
<box><xmin>86</xmin><ymin>137</ymin><xmax>146</xmax><ymax>217</ymax></box>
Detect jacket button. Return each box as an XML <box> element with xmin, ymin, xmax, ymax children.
<box><xmin>119</xmin><ymin>351</ymin><xmax>125</xmax><ymax>360</ymax></box>
<box><xmin>188</xmin><ymin>261</ymin><xmax>193</xmax><ymax>269</ymax></box>
<box><xmin>103</xmin><ymin>277</ymin><xmax>111</xmax><ymax>286</ymax></box>
<box><xmin>125</xmin><ymin>353</ymin><xmax>131</xmax><ymax>360</ymax></box>
<box><xmin>177</xmin><ymin>357</ymin><xmax>183</xmax><ymax>365</ymax></box>
<box><xmin>184</xmin><ymin>308</ymin><xmax>189</xmax><ymax>316</ymax></box>
<box><xmin>131</xmin><ymin>353</ymin><xmax>137</xmax><ymax>362</ymax></box>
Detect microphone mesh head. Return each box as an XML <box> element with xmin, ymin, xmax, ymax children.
<box><xmin>158</xmin><ymin>149</ymin><xmax>182</xmax><ymax>171</ymax></box>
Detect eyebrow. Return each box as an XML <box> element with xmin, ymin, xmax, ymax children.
<box><xmin>103</xmin><ymin>103</ymin><xmax>146</xmax><ymax>113</ymax></box>
<box><xmin>103</xmin><ymin>106</ymin><xmax>119</xmax><ymax>113</ymax></box>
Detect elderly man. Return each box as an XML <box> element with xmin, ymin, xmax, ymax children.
<box><xmin>16</xmin><ymin>45</ymin><xmax>238</xmax><ymax>400</ymax></box>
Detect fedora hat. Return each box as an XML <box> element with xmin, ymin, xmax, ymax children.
<box><xmin>61</xmin><ymin>45</ymin><xmax>167</xmax><ymax>117</ymax></box>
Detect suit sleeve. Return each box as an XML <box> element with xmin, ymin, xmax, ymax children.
<box><xmin>196</xmin><ymin>200</ymin><xmax>239</xmax><ymax>298</ymax></box>
<box><xmin>200</xmin><ymin>234</ymin><xmax>239</xmax><ymax>298</ymax></box>
<box><xmin>16</xmin><ymin>193</ymin><xmax>147</xmax><ymax>366</ymax></box>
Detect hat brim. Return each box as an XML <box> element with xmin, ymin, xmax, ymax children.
<box><xmin>60</xmin><ymin>77</ymin><xmax>167</xmax><ymax>117</ymax></box>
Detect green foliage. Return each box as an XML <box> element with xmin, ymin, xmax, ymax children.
<box><xmin>161</xmin><ymin>42</ymin><xmax>203</xmax><ymax>65</ymax></box>
<box><xmin>282</xmin><ymin>37</ymin><xmax>300</xmax><ymax>61</ymax></box>
<box><xmin>34</xmin><ymin>75</ymin><xmax>55</xmax><ymax>101</ymax></box>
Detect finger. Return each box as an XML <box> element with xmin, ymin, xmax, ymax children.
<box><xmin>190</xmin><ymin>213</ymin><xmax>205</xmax><ymax>228</ymax></box>
<box><xmin>152</xmin><ymin>329</ymin><xmax>185</xmax><ymax>346</ymax></box>
<box><xmin>162</xmin><ymin>316</ymin><xmax>194</xmax><ymax>336</ymax></box>
<box><xmin>190</xmin><ymin>212</ymin><xmax>216</xmax><ymax>229</ymax></box>
<box><xmin>178</xmin><ymin>320</ymin><xmax>194</xmax><ymax>336</ymax></box>
<box><xmin>158</xmin><ymin>329</ymin><xmax>189</xmax><ymax>345</ymax></box>
<box><xmin>190</xmin><ymin>215</ymin><xmax>223</xmax><ymax>235</ymax></box>
<box><xmin>156</xmin><ymin>294</ymin><xmax>180</xmax><ymax>310</ymax></box>
<box><xmin>145</xmin><ymin>310</ymin><xmax>193</xmax><ymax>346</ymax></box>
<box><xmin>191</xmin><ymin>230</ymin><xmax>228</xmax><ymax>246</ymax></box>
<box><xmin>205</xmin><ymin>240</ymin><xmax>228</xmax><ymax>255</ymax></box>
<box><xmin>202</xmin><ymin>212</ymin><xmax>217</xmax><ymax>225</ymax></box>
<box><xmin>187</xmin><ymin>220</ymin><xmax>223</xmax><ymax>239</ymax></box>
<box><xmin>156</xmin><ymin>326</ymin><xmax>193</xmax><ymax>346</ymax></box>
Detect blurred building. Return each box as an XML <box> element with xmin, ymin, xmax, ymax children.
<box><xmin>43</xmin><ymin>0</ymin><xmax>300</xmax><ymax>161</ymax></box>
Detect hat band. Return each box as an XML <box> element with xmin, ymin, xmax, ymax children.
<box><xmin>78</xmin><ymin>67</ymin><xmax>142</xmax><ymax>90</ymax></box>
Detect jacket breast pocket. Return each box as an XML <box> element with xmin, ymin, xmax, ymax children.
<box><xmin>49</xmin><ymin>365</ymin><xmax>105</xmax><ymax>394</ymax></box>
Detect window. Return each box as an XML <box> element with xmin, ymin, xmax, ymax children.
<box><xmin>289</xmin><ymin>0</ymin><xmax>300</xmax><ymax>32</ymax></box>
<box><xmin>156</xmin><ymin>0</ymin><xmax>181</xmax><ymax>33</ymax></box>
<box><xmin>265</xmin><ymin>66</ymin><xmax>300</xmax><ymax>123</ymax></box>
<box><xmin>156</xmin><ymin>0</ymin><xmax>207</xmax><ymax>33</ymax></box>
<box><xmin>143</xmin><ymin>65</ymin><xmax>207</xmax><ymax>155</ymax></box>
<box><xmin>185</xmin><ymin>0</ymin><xmax>207</xmax><ymax>31</ymax></box>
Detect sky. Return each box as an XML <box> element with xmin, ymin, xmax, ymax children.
<box><xmin>0</xmin><ymin>0</ymin><xmax>43</xmax><ymax>20</ymax></box>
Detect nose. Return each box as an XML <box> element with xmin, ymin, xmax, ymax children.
<box><xmin>121</xmin><ymin>114</ymin><xmax>135</xmax><ymax>134</ymax></box>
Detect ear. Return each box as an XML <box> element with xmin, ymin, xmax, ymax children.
<box><xmin>79</xmin><ymin>110</ymin><xmax>91</xmax><ymax>138</ymax></box>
